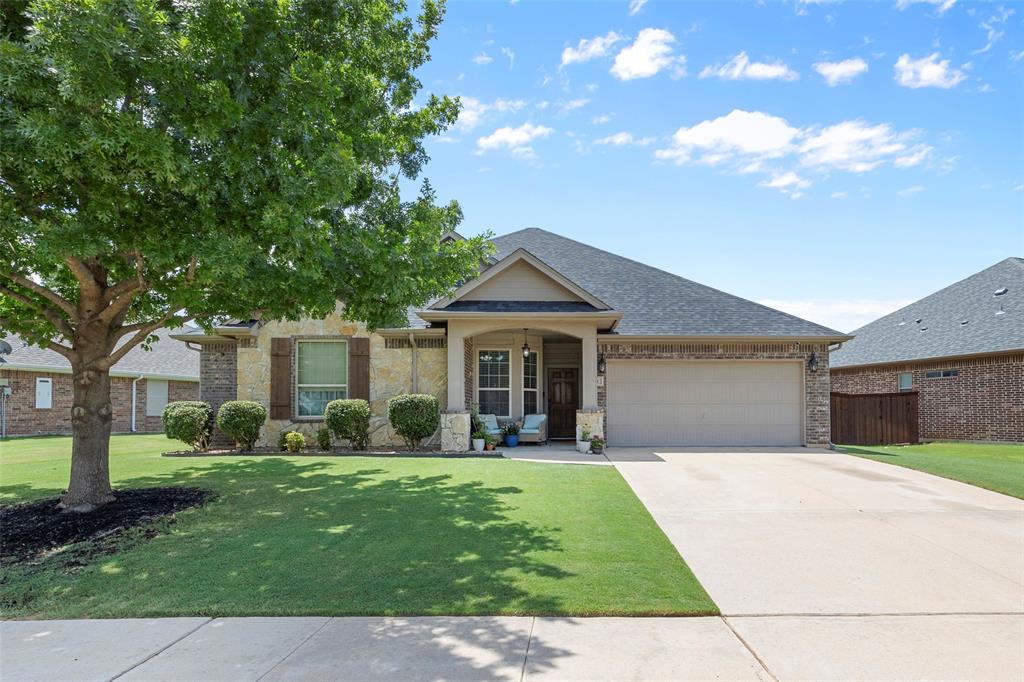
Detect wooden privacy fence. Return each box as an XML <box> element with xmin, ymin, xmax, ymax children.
<box><xmin>830</xmin><ymin>392</ymin><xmax>920</xmax><ymax>445</ymax></box>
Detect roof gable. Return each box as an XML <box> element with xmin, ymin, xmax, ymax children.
<box><xmin>432</xmin><ymin>248</ymin><xmax>610</xmax><ymax>310</ymax></box>
<box><xmin>832</xmin><ymin>257</ymin><xmax>1024</xmax><ymax>367</ymax></box>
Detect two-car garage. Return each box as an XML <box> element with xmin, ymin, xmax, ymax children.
<box><xmin>605</xmin><ymin>360</ymin><xmax>804</xmax><ymax>446</ymax></box>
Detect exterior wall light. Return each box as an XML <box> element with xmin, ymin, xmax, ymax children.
<box><xmin>597</xmin><ymin>353</ymin><xmax>607</xmax><ymax>374</ymax></box>
<box><xmin>521</xmin><ymin>329</ymin><xmax>530</xmax><ymax>358</ymax></box>
<box><xmin>808</xmin><ymin>351</ymin><xmax>819</xmax><ymax>373</ymax></box>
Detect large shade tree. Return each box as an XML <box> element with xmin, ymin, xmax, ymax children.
<box><xmin>0</xmin><ymin>0</ymin><xmax>491</xmax><ymax>510</ymax></box>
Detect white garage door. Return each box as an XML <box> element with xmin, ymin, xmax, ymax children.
<box><xmin>606</xmin><ymin>361</ymin><xmax>803</xmax><ymax>446</ymax></box>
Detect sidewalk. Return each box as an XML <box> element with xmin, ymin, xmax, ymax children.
<box><xmin>3</xmin><ymin>614</ymin><xmax>1022</xmax><ymax>681</ymax></box>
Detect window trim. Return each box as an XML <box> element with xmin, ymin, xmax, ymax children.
<box><xmin>522</xmin><ymin>351</ymin><xmax>539</xmax><ymax>415</ymax></box>
<box><xmin>477</xmin><ymin>348</ymin><xmax>512</xmax><ymax>418</ymax></box>
<box><xmin>897</xmin><ymin>372</ymin><xmax>913</xmax><ymax>393</ymax></box>
<box><xmin>295</xmin><ymin>338</ymin><xmax>349</xmax><ymax>419</ymax></box>
<box><xmin>925</xmin><ymin>369</ymin><xmax>959</xmax><ymax>380</ymax></box>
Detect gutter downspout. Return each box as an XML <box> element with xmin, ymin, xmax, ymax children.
<box><xmin>409</xmin><ymin>333</ymin><xmax>418</xmax><ymax>394</ymax></box>
<box><xmin>130</xmin><ymin>374</ymin><xmax>144</xmax><ymax>432</ymax></box>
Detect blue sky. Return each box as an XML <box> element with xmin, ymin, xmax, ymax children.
<box><xmin>411</xmin><ymin>0</ymin><xmax>1023</xmax><ymax>332</ymax></box>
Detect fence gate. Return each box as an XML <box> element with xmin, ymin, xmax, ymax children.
<box><xmin>830</xmin><ymin>392</ymin><xmax>920</xmax><ymax>445</ymax></box>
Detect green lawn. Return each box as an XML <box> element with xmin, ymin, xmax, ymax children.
<box><xmin>0</xmin><ymin>434</ymin><xmax>715</xmax><ymax>619</ymax></box>
<box><xmin>840</xmin><ymin>441</ymin><xmax>1024</xmax><ymax>499</ymax></box>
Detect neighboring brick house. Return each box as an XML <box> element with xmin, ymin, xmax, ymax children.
<box><xmin>0</xmin><ymin>329</ymin><xmax>199</xmax><ymax>437</ymax></box>
<box><xmin>176</xmin><ymin>228</ymin><xmax>849</xmax><ymax>450</ymax></box>
<box><xmin>831</xmin><ymin>258</ymin><xmax>1024</xmax><ymax>443</ymax></box>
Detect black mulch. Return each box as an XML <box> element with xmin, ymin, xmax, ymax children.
<box><xmin>0</xmin><ymin>487</ymin><xmax>215</xmax><ymax>566</ymax></box>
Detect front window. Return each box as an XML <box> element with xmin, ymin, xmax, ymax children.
<box><xmin>523</xmin><ymin>351</ymin><xmax>538</xmax><ymax>415</ymax></box>
<box><xmin>925</xmin><ymin>369</ymin><xmax>959</xmax><ymax>379</ymax></box>
<box><xmin>297</xmin><ymin>340</ymin><xmax>347</xmax><ymax>417</ymax></box>
<box><xmin>478</xmin><ymin>350</ymin><xmax>510</xmax><ymax>417</ymax></box>
<box><xmin>898</xmin><ymin>372</ymin><xmax>912</xmax><ymax>393</ymax></box>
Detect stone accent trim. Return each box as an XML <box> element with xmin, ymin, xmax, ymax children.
<box><xmin>576</xmin><ymin>409</ymin><xmax>604</xmax><ymax>440</ymax></box>
<box><xmin>441</xmin><ymin>411</ymin><xmax>470</xmax><ymax>452</ymax></box>
<box><xmin>597</xmin><ymin>341</ymin><xmax>831</xmax><ymax>447</ymax></box>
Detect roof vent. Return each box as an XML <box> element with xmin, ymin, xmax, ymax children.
<box><xmin>996</xmin><ymin>305</ymin><xmax>1006</xmax><ymax>316</ymax></box>
<box><xmin>897</xmin><ymin>319</ymin><xmax>906</xmax><ymax>326</ymax></box>
<box><xmin>915</xmin><ymin>318</ymin><xmax>923</xmax><ymax>324</ymax></box>
<box><xmin>994</xmin><ymin>287</ymin><xmax>1008</xmax><ymax>296</ymax></box>
<box><xmin>960</xmin><ymin>320</ymin><xmax>969</xmax><ymax>325</ymax></box>
<box><xmin>920</xmin><ymin>326</ymin><xmax>928</xmax><ymax>332</ymax></box>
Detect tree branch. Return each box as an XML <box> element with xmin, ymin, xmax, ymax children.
<box><xmin>0</xmin><ymin>283</ymin><xmax>74</xmax><ymax>338</ymax></box>
<box><xmin>101</xmin><ymin>313</ymin><xmax>186</xmax><ymax>368</ymax></box>
<box><xmin>62</xmin><ymin>255</ymin><xmax>101</xmax><ymax>299</ymax></box>
<box><xmin>45</xmin><ymin>340</ymin><xmax>75</xmax><ymax>361</ymax></box>
<box><xmin>0</xmin><ymin>270</ymin><xmax>77</xmax><ymax>318</ymax></box>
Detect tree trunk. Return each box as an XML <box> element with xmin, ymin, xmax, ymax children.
<box><xmin>61</xmin><ymin>364</ymin><xmax>116</xmax><ymax>511</ymax></box>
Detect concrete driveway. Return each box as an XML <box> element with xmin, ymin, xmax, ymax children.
<box><xmin>610</xmin><ymin>447</ymin><xmax>1024</xmax><ymax>679</ymax></box>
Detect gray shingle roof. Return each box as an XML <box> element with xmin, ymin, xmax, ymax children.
<box><xmin>0</xmin><ymin>328</ymin><xmax>200</xmax><ymax>380</ymax></box>
<box><xmin>478</xmin><ymin>228</ymin><xmax>844</xmax><ymax>337</ymax></box>
<box><xmin>831</xmin><ymin>257</ymin><xmax>1024</xmax><ymax>368</ymax></box>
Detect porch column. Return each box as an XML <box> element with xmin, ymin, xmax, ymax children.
<box><xmin>447</xmin><ymin>330</ymin><xmax>466</xmax><ymax>411</ymax></box>
<box><xmin>581</xmin><ymin>332</ymin><xmax>598</xmax><ymax>409</ymax></box>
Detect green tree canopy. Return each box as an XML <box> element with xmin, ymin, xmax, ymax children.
<box><xmin>0</xmin><ymin>0</ymin><xmax>490</xmax><ymax>510</ymax></box>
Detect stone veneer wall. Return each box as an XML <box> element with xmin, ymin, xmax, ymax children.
<box><xmin>831</xmin><ymin>353</ymin><xmax>1024</xmax><ymax>442</ymax></box>
<box><xmin>0</xmin><ymin>368</ymin><xmax>197</xmax><ymax>436</ymax></box>
<box><xmin>235</xmin><ymin>316</ymin><xmax>447</xmax><ymax>448</ymax></box>
<box><xmin>596</xmin><ymin>341</ymin><xmax>832</xmax><ymax>447</ymax></box>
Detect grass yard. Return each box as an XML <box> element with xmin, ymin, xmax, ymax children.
<box><xmin>840</xmin><ymin>441</ymin><xmax>1024</xmax><ymax>499</ymax></box>
<box><xmin>0</xmin><ymin>434</ymin><xmax>715</xmax><ymax>619</ymax></box>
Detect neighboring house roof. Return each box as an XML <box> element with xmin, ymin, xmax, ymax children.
<box><xmin>831</xmin><ymin>257</ymin><xmax>1024</xmax><ymax>368</ymax></box>
<box><xmin>473</xmin><ymin>228</ymin><xmax>845</xmax><ymax>337</ymax></box>
<box><xmin>0</xmin><ymin>328</ymin><xmax>200</xmax><ymax>381</ymax></box>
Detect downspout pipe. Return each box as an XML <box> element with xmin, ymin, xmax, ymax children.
<box><xmin>130</xmin><ymin>374</ymin><xmax>144</xmax><ymax>432</ymax></box>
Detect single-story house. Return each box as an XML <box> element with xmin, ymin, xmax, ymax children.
<box><xmin>831</xmin><ymin>257</ymin><xmax>1023</xmax><ymax>443</ymax></box>
<box><xmin>0</xmin><ymin>328</ymin><xmax>199</xmax><ymax>437</ymax></box>
<box><xmin>175</xmin><ymin>228</ymin><xmax>850</xmax><ymax>449</ymax></box>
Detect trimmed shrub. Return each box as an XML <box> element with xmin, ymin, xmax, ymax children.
<box><xmin>216</xmin><ymin>400</ymin><xmax>266</xmax><ymax>450</ymax></box>
<box><xmin>324</xmin><ymin>399</ymin><xmax>370</xmax><ymax>450</ymax></box>
<box><xmin>162</xmin><ymin>401</ymin><xmax>213</xmax><ymax>451</ymax></box>
<box><xmin>284</xmin><ymin>431</ymin><xmax>307</xmax><ymax>452</ymax></box>
<box><xmin>316</xmin><ymin>427</ymin><xmax>332</xmax><ymax>451</ymax></box>
<box><xmin>387</xmin><ymin>394</ymin><xmax>439</xmax><ymax>451</ymax></box>
<box><xmin>277</xmin><ymin>429</ymin><xmax>292</xmax><ymax>452</ymax></box>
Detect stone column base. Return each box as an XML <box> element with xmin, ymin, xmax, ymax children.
<box><xmin>576</xmin><ymin>409</ymin><xmax>605</xmax><ymax>440</ymax></box>
<box><xmin>440</xmin><ymin>411</ymin><xmax>471</xmax><ymax>452</ymax></box>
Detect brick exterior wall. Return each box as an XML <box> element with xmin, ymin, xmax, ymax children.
<box><xmin>831</xmin><ymin>353</ymin><xmax>1024</xmax><ymax>442</ymax></box>
<box><xmin>0</xmin><ymin>368</ymin><xmax>197</xmax><ymax>437</ymax></box>
<box><xmin>596</xmin><ymin>341</ymin><xmax>832</xmax><ymax>447</ymax></box>
<box><xmin>199</xmin><ymin>342</ymin><xmax>238</xmax><ymax>444</ymax></box>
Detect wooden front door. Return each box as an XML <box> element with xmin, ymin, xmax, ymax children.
<box><xmin>547</xmin><ymin>368</ymin><xmax>579</xmax><ymax>439</ymax></box>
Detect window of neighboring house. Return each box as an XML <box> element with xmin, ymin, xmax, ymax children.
<box><xmin>146</xmin><ymin>379</ymin><xmax>169</xmax><ymax>417</ymax></box>
<box><xmin>296</xmin><ymin>340</ymin><xmax>348</xmax><ymax>417</ymax></box>
<box><xmin>523</xmin><ymin>351</ymin><xmax>538</xmax><ymax>415</ymax></box>
<box><xmin>925</xmin><ymin>369</ymin><xmax>959</xmax><ymax>379</ymax></box>
<box><xmin>35</xmin><ymin>377</ymin><xmax>52</xmax><ymax>409</ymax></box>
<box><xmin>478</xmin><ymin>350</ymin><xmax>510</xmax><ymax>417</ymax></box>
<box><xmin>898</xmin><ymin>372</ymin><xmax>913</xmax><ymax>393</ymax></box>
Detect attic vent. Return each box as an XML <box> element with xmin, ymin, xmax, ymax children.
<box><xmin>994</xmin><ymin>287</ymin><xmax>1009</xmax><ymax>296</ymax></box>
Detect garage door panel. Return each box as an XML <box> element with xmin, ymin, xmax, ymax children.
<box><xmin>607</xmin><ymin>361</ymin><xmax>802</xmax><ymax>446</ymax></box>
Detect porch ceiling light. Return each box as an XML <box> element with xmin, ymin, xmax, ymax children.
<box><xmin>521</xmin><ymin>329</ymin><xmax>530</xmax><ymax>358</ymax></box>
<box><xmin>808</xmin><ymin>351</ymin><xmax>819</xmax><ymax>373</ymax></box>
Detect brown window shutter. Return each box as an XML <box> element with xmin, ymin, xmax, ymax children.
<box><xmin>349</xmin><ymin>337</ymin><xmax>370</xmax><ymax>401</ymax></box>
<box><xmin>270</xmin><ymin>338</ymin><xmax>292</xmax><ymax>419</ymax></box>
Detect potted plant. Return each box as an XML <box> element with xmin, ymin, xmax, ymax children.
<box><xmin>484</xmin><ymin>433</ymin><xmax>497</xmax><ymax>451</ymax></box>
<box><xmin>471</xmin><ymin>430</ymin><xmax>487</xmax><ymax>452</ymax></box>
<box><xmin>589</xmin><ymin>435</ymin><xmax>605</xmax><ymax>454</ymax></box>
<box><xmin>502</xmin><ymin>422</ymin><xmax>520</xmax><ymax>448</ymax></box>
<box><xmin>577</xmin><ymin>428</ymin><xmax>591</xmax><ymax>454</ymax></box>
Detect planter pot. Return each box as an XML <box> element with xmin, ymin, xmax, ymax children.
<box><xmin>504</xmin><ymin>434</ymin><xmax>519</xmax><ymax>448</ymax></box>
<box><xmin>591</xmin><ymin>445</ymin><xmax>604</xmax><ymax>455</ymax></box>
<box><xmin>485</xmin><ymin>442</ymin><xmax>495</xmax><ymax>451</ymax></box>
<box><xmin>576</xmin><ymin>441</ymin><xmax>590</xmax><ymax>454</ymax></box>
<box><xmin>471</xmin><ymin>438</ymin><xmax>485</xmax><ymax>452</ymax></box>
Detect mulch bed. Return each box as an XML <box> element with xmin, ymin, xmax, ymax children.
<box><xmin>162</xmin><ymin>448</ymin><xmax>504</xmax><ymax>458</ymax></box>
<box><xmin>0</xmin><ymin>487</ymin><xmax>215</xmax><ymax>566</ymax></box>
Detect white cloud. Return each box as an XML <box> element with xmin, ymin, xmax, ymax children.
<box><xmin>759</xmin><ymin>171</ymin><xmax>811</xmax><ymax>198</ymax></box>
<box><xmin>595</xmin><ymin>132</ymin><xmax>655</xmax><ymax>146</ymax></box>
<box><xmin>830</xmin><ymin>191</ymin><xmax>848</xmax><ymax>198</ymax></box>
<box><xmin>973</xmin><ymin>7</ymin><xmax>1014</xmax><ymax>55</ymax></box>
<box><xmin>472</xmin><ymin>53</ymin><xmax>493</xmax><ymax>65</ymax></box>
<box><xmin>758</xmin><ymin>298</ymin><xmax>914</xmax><ymax>333</ymax></box>
<box><xmin>813</xmin><ymin>58</ymin><xmax>869</xmax><ymax>85</ymax></box>
<box><xmin>476</xmin><ymin>123</ymin><xmax>554</xmax><ymax>158</ymax></box>
<box><xmin>894</xmin><ymin>53</ymin><xmax>966</xmax><ymax>88</ymax></box>
<box><xmin>655</xmin><ymin>109</ymin><xmax>800</xmax><ymax>165</ymax></box>
<box><xmin>561</xmin><ymin>31</ymin><xmax>624</xmax><ymax>68</ymax></box>
<box><xmin>610</xmin><ymin>28</ymin><xmax>685</xmax><ymax>80</ymax></box>
<box><xmin>501</xmin><ymin>47</ymin><xmax>516</xmax><ymax>68</ymax></box>
<box><xmin>799</xmin><ymin>120</ymin><xmax>917</xmax><ymax>173</ymax></box>
<box><xmin>592</xmin><ymin>114</ymin><xmax>612</xmax><ymax>124</ymax></box>
<box><xmin>1011</xmin><ymin>49</ymin><xmax>1024</xmax><ymax>62</ymax></box>
<box><xmin>699</xmin><ymin>51</ymin><xmax>798</xmax><ymax>81</ymax></box>
<box><xmin>897</xmin><ymin>184</ymin><xmax>924</xmax><ymax>196</ymax></box>
<box><xmin>893</xmin><ymin>145</ymin><xmax>933</xmax><ymax>167</ymax></box>
<box><xmin>559</xmin><ymin>98</ymin><xmax>590</xmax><ymax>114</ymax></box>
<box><xmin>456</xmin><ymin>97</ymin><xmax>527</xmax><ymax>131</ymax></box>
<box><xmin>896</xmin><ymin>0</ymin><xmax>957</xmax><ymax>15</ymax></box>
<box><xmin>628</xmin><ymin>0</ymin><xmax>648</xmax><ymax>15</ymax></box>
